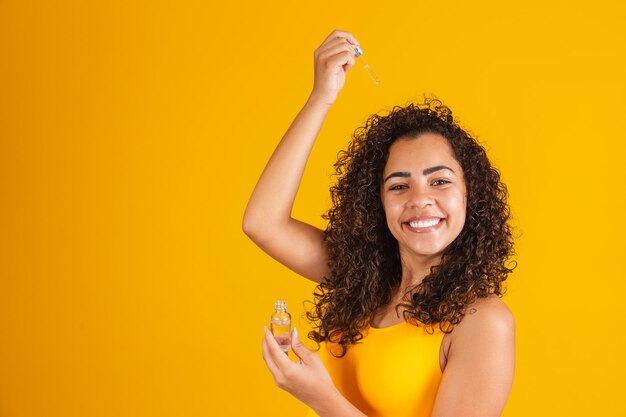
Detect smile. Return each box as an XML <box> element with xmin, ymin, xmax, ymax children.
<box><xmin>404</xmin><ymin>217</ymin><xmax>444</xmax><ymax>233</ymax></box>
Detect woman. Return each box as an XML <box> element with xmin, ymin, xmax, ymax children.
<box><xmin>243</xmin><ymin>29</ymin><xmax>515</xmax><ymax>417</ymax></box>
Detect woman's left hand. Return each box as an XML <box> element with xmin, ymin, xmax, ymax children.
<box><xmin>262</xmin><ymin>326</ymin><xmax>338</xmax><ymax>409</ymax></box>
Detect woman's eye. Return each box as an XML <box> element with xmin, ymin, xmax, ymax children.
<box><xmin>389</xmin><ymin>184</ymin><xmax>408</xmax><ymax>191</ymax></box>
<box><xmin>432</xmin><ymin>179</ymin><xmax>451</xmax><ymax>186</ymax></box>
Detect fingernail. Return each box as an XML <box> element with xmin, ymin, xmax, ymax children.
<box><xmin>294</xmin><ymin>327</ymin><xmax>299</xmax><ymax>339</ymax></box>
<box><xmin>264</xmin><ymin>326</ymin><xmax>269</xmax><ymax>335</ymax></box>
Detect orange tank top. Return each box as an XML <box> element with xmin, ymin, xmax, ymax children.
<box><xmin>305</xmin><ymin>321</ymin><xmax>444</xmax><ymax>417</ymax></box>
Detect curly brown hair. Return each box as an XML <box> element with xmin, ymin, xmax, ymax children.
<box><xmin>306</xmin><ymin>96</ymin><xmax>516</xmax><ymax>357</ymax></box>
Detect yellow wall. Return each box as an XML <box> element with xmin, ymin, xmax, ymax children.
<box><xmin>1</xmin><ymin>0</ymin><xmax>624</xmax><ymax>416</ymax></box>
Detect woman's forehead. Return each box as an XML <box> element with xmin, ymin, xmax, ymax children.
<box><xmin>385</xmin><ymin>133</ymin><xmax>459</xmax><ymax>169</ymax></box>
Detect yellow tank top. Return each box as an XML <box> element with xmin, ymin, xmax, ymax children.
<box><xmin>305</xmin><ymin>321</ymin><xmax>444</xmax><ymax>417</ymax></box>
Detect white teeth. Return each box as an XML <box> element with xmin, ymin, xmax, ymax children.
<box><xmin>408</xmin><ymin>218</ymin><xmax>441</xmax><ymax>228</ymax></box>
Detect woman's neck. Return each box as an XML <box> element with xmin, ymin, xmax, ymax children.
<box><xmin>372</xmin><ymin>252</ymin><xmax>441</xmax><ymax>327</ymax></box>
<box><xmin>398</xmin><ymin>249</ymin><xmax>442</xmax><ymax>291</ymax></box>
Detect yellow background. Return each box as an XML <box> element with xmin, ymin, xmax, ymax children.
<box><xmin>1</xmin><ymin>0</ymin><xmax>624</xmax><ymax>416</ymax></box>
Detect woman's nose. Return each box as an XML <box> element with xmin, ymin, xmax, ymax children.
<box><xmin>406</xmin><ymin>186</ymin><xmax>435</xmax><ymax>209</ymax></box>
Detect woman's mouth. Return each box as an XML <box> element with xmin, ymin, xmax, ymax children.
<box><xmin>404</xmin><ymin>217</ymin><xmax>444</xmax><ymax>233</ymax></box>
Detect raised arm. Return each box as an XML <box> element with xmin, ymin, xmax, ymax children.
<box><xmin>242</xmin><ymin>30</ymin><xmax>359</xmax><ymax>283</ymax></box>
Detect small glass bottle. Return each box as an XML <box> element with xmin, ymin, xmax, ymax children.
<box><xmin>270</xmin><ymin>300</ymin><xmax>292</xmax><ymax>353</ymax></box>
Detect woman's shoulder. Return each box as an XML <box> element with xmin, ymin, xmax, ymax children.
<box><xmin>450</xmin><ymin>294</ymin><xmax>515</xmax><ymax>343</ymax></box>
<box><xmin>466</xmin><ymin>293</ymin><xmax>514</xmax><ymax>320</ymax></box>
<box><xmin>439</xmin><ymin>294</ymin><xmax>515</xmax><ymax>375</ymax></box>
<box><xmin>440</xmin><ymin>294</ymin><xmax>515</xmax><ymax>372</ymax></box>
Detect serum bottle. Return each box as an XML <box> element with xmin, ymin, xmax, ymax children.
<box><xmin>270</xmin><ymin>300</ymin><xmax>292</xmax><ymax>353</ymax></box>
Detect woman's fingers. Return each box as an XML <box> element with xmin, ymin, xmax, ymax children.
<box><xmin>310</xmin><ymin>30</ymin><xmax>360</xmax><ymax>105</ymax></box>
<box><xmin>315</xmin><ymin>36</ymin><xmax>358</xmax><ymax>70</ymax></box>
<box><xmin>262</xmin><ymin>327</ymin><xmax>283</xmax><ymax>377</ymax></box>
<box><xmin>326</xmin><ymin>51</ymin><xmax>356</xmax><ymax>73</ymax></box>
<box><xmin>263</xmin><ymin>327</ymin><xmax>294</xmax><ymax>372</ymax></box>
<box><xmin>262</xmin><ymin>326</ymin><xmax>338</xmax><ymax>407</ymax></box>
<box><xmin>308</xmin><ymin>29</ymin><xmax>362</xmax><ymax>106</ymax></box>
<box><xmin>316</xmin><ymin>42</ymin><xmax>357</xmax><ymax>65</ymax></box>
<box><xmin>289</xmin><ymin>327</ymin><xmax>314</xmax><ymax>365</ymax></box>
<box><xmin>315</xmin><ymin>36</ymin><xmax>357</xmax><ymax>58</ymax></box>
<box><xmin>317</xmin><ymin>29</ymin><xmax>359</xmax><ymax>49</ymax></box>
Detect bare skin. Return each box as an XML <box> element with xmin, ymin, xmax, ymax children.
<box><xmin>244</xmin><ymin>29</ymin><xmax>515</xmax><ymax>417</ymax></box>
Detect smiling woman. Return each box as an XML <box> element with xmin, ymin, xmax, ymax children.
<box><xmin>312</xmin><ymin>102</ymin><xmax>515</xmax><ymax>350</ymax></box>
<box><xmin>381</xmin><ymin>134</ymin><xmax>467</xmax><ymax>265</ymax></box>
<box><xmin>244</xmin><ymin>29</ymin><xmax>516</xmax><ymax>417</ymax></box>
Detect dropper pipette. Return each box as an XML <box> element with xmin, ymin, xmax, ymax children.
<box><xmin>354</xmin><ymin>45</ymin><xmax>380</xmax><ymax>87</ymax></box>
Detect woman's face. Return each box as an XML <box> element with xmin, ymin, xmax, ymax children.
<box><xmin>381</xmin><ymin>133</ymin><xmax>467</xmax><ymax>262</ymax></box>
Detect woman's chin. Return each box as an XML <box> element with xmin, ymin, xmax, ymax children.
<box><xmin>400</xmin><ymin>245</ymin><xmax>445</xmax><ymax>260</ymax></box>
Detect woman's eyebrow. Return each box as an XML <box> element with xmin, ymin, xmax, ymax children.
<box><xmin>423</xmin><ymin>165</ymin><xmax>455</xmax><ymax>176</ymax></box>
<box><xmin>383</xmin><ymin>171</ymin><xmax>410</xmax><ymax>183</ymax></box>
<box><xmin>384</xmin><ymin>166</ymin><xmax>456</xmax><ymax>183</ymax></box>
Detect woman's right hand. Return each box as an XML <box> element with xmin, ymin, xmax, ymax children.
<box><xmin>310</xmin><ymin>30</ymin><xmax>360</xmax><ymax>106</ymax></box>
